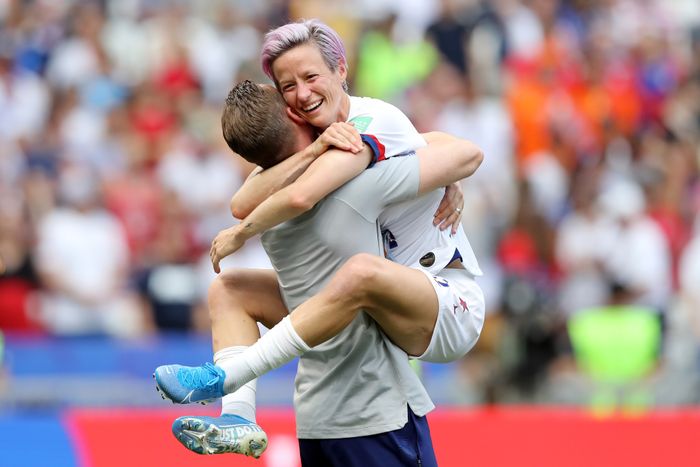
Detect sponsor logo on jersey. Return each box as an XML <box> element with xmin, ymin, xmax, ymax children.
<box><xmin>349</xmin><ymin>115</ymin><xmax>373</xmax><ymax>133</ymax></box>
<box><xmin>420</xmin><ymin>252</ymin><xmax>436</xmax><ymax>267</ymax></box>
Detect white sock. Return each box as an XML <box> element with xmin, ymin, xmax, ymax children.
<box><xmin>218</xmin><ymin>316</ymin><xmax>311</xmax><ymax>395</ymax></box>
<box><xmin>214</xmin><ymin>346</ymin><xmax>257</xmax><ymax>422</ymax></box>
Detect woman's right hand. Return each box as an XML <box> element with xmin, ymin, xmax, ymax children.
<box><xmin>310</xmin><ymin>122</ymin><xmax>363</xmax><ymax>157</ymax></box>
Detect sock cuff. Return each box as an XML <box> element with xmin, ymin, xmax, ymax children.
<box><xmin>221</xmin><ymin>400</ymin><xmax>257</xmax><ymax>422</ymax></box>
<box><xmin>282</xmin><ymin>315</ymin><xmax>312</xmax><ymax>352</ymax></box>
<box><xmin>214</xmin><ymin>345</ymin><xmax>248</xmax><ymax>364</ymax></box>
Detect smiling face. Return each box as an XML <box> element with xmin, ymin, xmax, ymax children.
<box><xmin>272</xmin><ymin>42</ymin><xmax>350</xmax><ymax>130</ymax></box>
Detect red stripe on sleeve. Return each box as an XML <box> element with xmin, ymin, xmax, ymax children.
<box><xmin>365</xmin><ymin>134</ymin><xmax>386</xmax><ymax>162</ymax></box>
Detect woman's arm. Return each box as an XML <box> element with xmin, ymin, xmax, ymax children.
<box><xmin>416</xmin><ymin>132</ymin><xmax>483</xmax><ymax>194</ymax></box>
<box><xmin>211</xmin><ymin>147</ymin><xmax>372</xmax><ymax>272</ymax></box>
<box><xmin>230</xmin><ymin>122</ymin><xmax>363</xmax><ymax>219</ymax></box>
<box><xmin>230</xmin><ymin>145</ymin><xmax>318</xmax><ymax>219</ymax></box>
<box><xmin>417</xmin><ymin>132</ymin><xmax>484</xmax><ymax>233</ymax></box>
<box><xmin>212</xmin><ymin>132</ymin><xmax>483</xmax><ymax>270</ymax></box>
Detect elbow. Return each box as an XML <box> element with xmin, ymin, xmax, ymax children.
<box><xmin>287</xmin><ymin>189</ymin><xmax>316</xmax><ymax>212</ymax></box>
<box><xmin>462</xmin><ymin>147</ymin><xmax>484</xmax><ymax>178</ymax></box>
<box><xmin>230</xmin><ymin>197</ymin><xmax>251</xmax><ymax>220</ymax></box>
<box><xmin>473</xmin><ymin>148</ymin><xmax>485</xmax><ymax>172</ymax></box>
<box><xmin>231</xmin><ymin>206</ymin><xmax>249</xmax><ymax>221</ymax></box>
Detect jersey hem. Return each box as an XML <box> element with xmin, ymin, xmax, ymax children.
<box><xmin>296</xmin><ymin>403</ymin><xmax>435</xmax><ymax>439</ymax></box>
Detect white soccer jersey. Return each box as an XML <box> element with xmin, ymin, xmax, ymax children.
<box><xmin>260</xmin><ymin>95</ymin><xmax>483</xmax><ymax>439</ymax></box>
<box><xmin>348</xmin><ymin>96</ymin><xmax>483</xmax><ymax>276</ymax></box>
<box><xmin>348</xmin><ymin>96</ymin><xmax>426</xmax><ymax>163</ymax></box>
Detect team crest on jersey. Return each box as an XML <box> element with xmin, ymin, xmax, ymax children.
<box><xmin>419</xmin><ymin>252</ymin><xmax>435</xmax><ymax>267</ymax></box>
<box><xmin>432</xmin><ymin>276</ymin><xmax>449</xmax><ymax>287</ymax></box>
<box><xmin>349</xmin><ymin>115</ymin><xmax>373</xmax><ymax>133</ymax></box>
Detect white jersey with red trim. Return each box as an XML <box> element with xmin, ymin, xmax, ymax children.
<box><xmin>347</xmin><ymin>95</ymin><xmax>483</xmax><ymax>276</ymax></box>
<box><xmin>348</xmin><ymin>96</ymin><xmax>426</xmax><ymax>163</ymax></box>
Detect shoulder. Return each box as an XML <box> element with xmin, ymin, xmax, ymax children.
<box><xmin>350</xmin><ymin>95</ymin><xmax>402</xmax><ymax>114</ymax></box>
<box><xmin>348</xmin><ymin>95</ymin><xmax>413</xmax><ymax>132</ymax></box>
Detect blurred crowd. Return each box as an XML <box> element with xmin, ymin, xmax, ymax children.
<box><xmin>1</xmin><ymin>0</ymin><xmax>700</xmax><ymax>408</ymax></box>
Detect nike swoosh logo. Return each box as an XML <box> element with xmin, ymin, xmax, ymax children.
<box><xmin>180</xmin><ymin>390</ymin><xmax>196</xmax><ymax>403</ymax></box>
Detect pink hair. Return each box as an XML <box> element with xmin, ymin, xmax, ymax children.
<box><xmin>261</xmin><ymin>19</ymin><xmax>347</xmax><ymax>83</ymax></box>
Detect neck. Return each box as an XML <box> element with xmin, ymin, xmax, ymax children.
<box><xmin>292</xmin><ymin>124</ymin><xmax>315</xmax><ymax>152</ymax></box>
<box><xmin>338</xmin><ymin>93</ymin><xmax>350</xmax><ymax>122</ymax></box>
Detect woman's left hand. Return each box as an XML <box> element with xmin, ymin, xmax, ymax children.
<box><xmin>433</xmin><ymin>182</ymin><xmax>464</xmax><ymax>234</ymax></box>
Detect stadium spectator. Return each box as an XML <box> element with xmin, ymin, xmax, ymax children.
<box><xmin>555</xmin><ymin>163</ymin><xmax>612</xmax><ymax>316</ymax></box>
<box><xmin>134</xmin><ymin>193</ymin><xmax>201</xmax><ymax>332</ymax></box>
<box><xmin>34</xmin><ymin>164</ymin><xmax>142</xmax><ymax>337</ymax></box>
<box><xmin>566</xmin><ymin>280</ymin><xmax>662</xmax><ymax>414</ymax></box>
<box><xmin>0</xmin><ymin>206</ymin><xmax>42</xmax><ymax>332</ymax></box>
<box><xmin>0</xmin><ymin>0</ymin><xmax>698</xmax><ymax>409</ymax></box>
<box><xmin>354</xmin><ymin>13</ymin><xmax>438</xmax><ymax>103</ymax></box>
<box><xmin>597</xmin><ymin>179</ymin><xmax>672</xmax><ymax>317</ymax></box>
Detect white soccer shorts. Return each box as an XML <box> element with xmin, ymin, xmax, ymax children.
<box><xmin>415</xmin><ymin>268</ymin><xmax>485</xmax><ymax>363</ymax></box>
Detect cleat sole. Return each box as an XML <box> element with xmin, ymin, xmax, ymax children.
<box><xmin>173</xmin><ymin>417</ymin><xmax>268</xmax><ymax>458</ymax></box>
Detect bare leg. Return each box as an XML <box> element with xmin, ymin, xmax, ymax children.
<box><xmin>209</xmin><ymin>268</ymin><xmax>288</xmax><ymax>352</ymax></box>
<box><xmin>291</xmin><ymin>253</ymin><xmax>439</xmax><ymax>356</ymax></box>
<box><xmin>217</xmin><ymin>253</ymin><xmax>444</xmax><ymax>395</ymax></box>
<box><xmin>165</xmin><ymin>254</ymin><xmax>457</xmax><ymax>398</ymax></box>
<box><xmin>165</xmin><ymin>269</ymin><xmax>288</xmax><ymax>458</ymax></box>
<box><xmin>167</xmin><ymin>258</ymin><xmax>455</xmax><ymax>457</ymax></box>
<box><xmin>208</xmin><ymin>269</ymin><xmax>288</xmax><ymax>423</ymax></box>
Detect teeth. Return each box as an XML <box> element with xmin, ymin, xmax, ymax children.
<box><xmin>303</xmin><ymin>100</ymin><xmax>322</xmax><ymax>112</ymax></box>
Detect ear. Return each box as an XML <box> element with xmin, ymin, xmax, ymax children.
<box><xmin>337</xmin><ymin>59</ymin><xmax>348</xmax><ymax>82</ymax></box>
<box><xmin>286</xmin><ymin>106</ymin><xmax>306</xmax><ymax>125</ymax></box>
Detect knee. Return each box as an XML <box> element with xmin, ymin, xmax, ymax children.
<box><xmin>207</xmin><ymin>270</ymin><xmax>244</xmax><ymax>321</ymax></box>
<box><xmin>329</xmin><ymin>254</ymin><xmax>384</xmax><ymax>305</ymax></box>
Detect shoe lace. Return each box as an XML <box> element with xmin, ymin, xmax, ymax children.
<box><xmin>179</xmin><ymin>363</ymin><xmax>221</xmax><ymax>389</ymax></box>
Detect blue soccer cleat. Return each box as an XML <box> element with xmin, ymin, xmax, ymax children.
<box><xmin>172</xmin><ymin>414</ymin><xmax>268</xmax><ymax>458</ymax></box>
<box><xmin>153</xmin><ymin>362</ymin><xmax>225</xmax><ymax>405</ymax></box>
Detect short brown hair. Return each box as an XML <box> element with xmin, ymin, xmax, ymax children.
<box><xmin>221</xmin><ymin>80</ymin><xmax>297</xmax><ymax>168</ymax></box>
